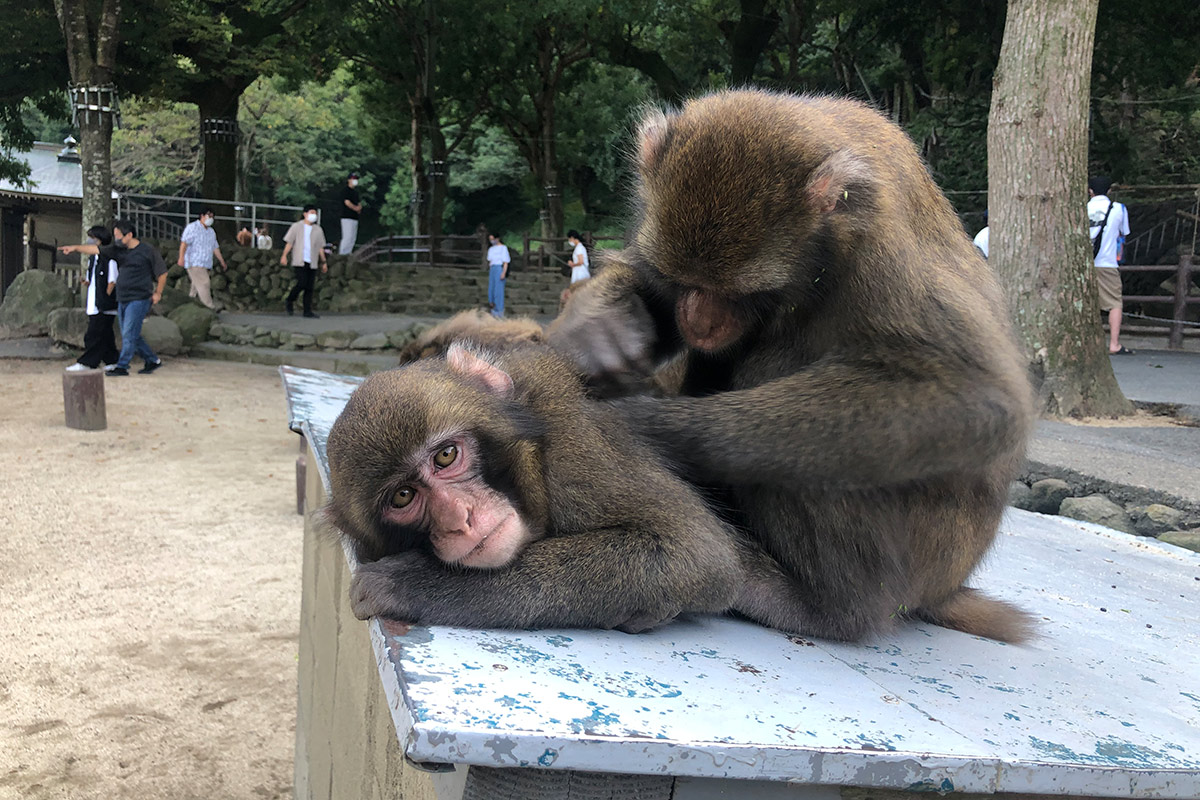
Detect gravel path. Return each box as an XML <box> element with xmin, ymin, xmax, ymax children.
<box><xmin>0</xmin><ymin>358</ymin><xmax>301</xmax><ymax>799</ymax></box>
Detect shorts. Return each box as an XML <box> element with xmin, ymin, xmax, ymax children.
<box><xmin>1095</xmin><ymin>267</ymin><xmax>1123</xmax><ymax>311</ymax></box>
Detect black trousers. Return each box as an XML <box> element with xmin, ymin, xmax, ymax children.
<box><xmin>286</xmin><ymin>264</ymin><xmax>317</xmax><ymax>313</ymax></box>
<box><xmin>78</xmin><ymin>313</ymin><xmax>120</xmax><ymax>368</ymax></box>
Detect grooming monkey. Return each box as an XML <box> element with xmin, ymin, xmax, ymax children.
<box><xmin>396</xmin><ymin>309</ymin><xmax>544</xmax><ymax>365</ymax></box>
<box><xmin>548</xmin><ymin>89</ymin><xmax>1036</xmax><ymax>642</ymax></box>
<box><xmin>325</xmin><ymin>343</ymin><xmax>746</xmax><ymax>631</ymax></box>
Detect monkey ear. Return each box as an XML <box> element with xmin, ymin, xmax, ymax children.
<box><xmin>636</xmin><ymin>108</ymin><xmax>670</xmax><ymax>170</ymax></box>
<box><xmin>446</xmin><ymin>343</ymin><xmax>514</xmax><ymax>397</ymax></box>
<box><xmin>805</xmin><ymin>150</ymin><xmax>874</xmax><ymax>215</ymax></box>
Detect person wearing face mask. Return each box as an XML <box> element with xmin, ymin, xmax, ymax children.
<box><xmin>485</xmin><ymin>231</ymin><xmax>511</xmax><ymax>317</ymax></box>
<box><xmin>281</xmin><ymin>204</ymin><xmax>328</xmax><ymax>317</ymax></box>
<box><xmin>178</xmin><ymin>208</ymin><xmax>228</xmax><ymax>310</ymax></box>
<box><xmin>339</xmin><ymin>172</ymin><xmax>363</xmax><ymax>255</ymax></box>
<box><xmin>65</xmin><ymin>225</ymin><xmax>121</xmax><ymax>372</ymax></box>
<box><xmin>60</xmin><ymin>219</ymin><xmax>168</xmax><ymax>376</ymax></box>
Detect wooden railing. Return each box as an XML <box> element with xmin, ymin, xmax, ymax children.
<box><xmin>1119</xmin><ymin>253</ymin><xmax>1197</xmax><ymax>349</ymax></box>
<box><xmin>353</xmin><ymin>231</ymin><xmax>626</xmax><ymax>272</ymax></box>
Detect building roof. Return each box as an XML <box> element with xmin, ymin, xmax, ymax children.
<box><xmin>0</xmin><ymin>142</ymin><xmax>119</xmax><ymax>203</ymax></box>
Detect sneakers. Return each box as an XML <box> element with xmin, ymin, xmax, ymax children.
<box><xmin>107</xmin><ymin>366</ymin><xmax>130</xmax><ymax>376</ymax></box>
<box><xmin>302</xmin><ymin>312</ymin><xmax>320</xmax><ymax>319</ymax></box>
<box><xmin>65</xmin><ymin>363</ymin><xmax>94</xmax><ymax>372</ymax></box>
<box><xmin>138</xmin><ymin>359</ymin><xmax>163</xmax><ymax>374</ymax></box>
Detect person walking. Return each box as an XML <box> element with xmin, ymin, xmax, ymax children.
<box><xmin>65</xmin><ymin>225</ymin><xmax>120</xmax><ymax>372</ymax></box>
<box><xmin>486</xmin><ymin>232</ymin><xmax>511</xmax><ymax>318</ymax></box>
<box><xmin>1088</xmin><ymin>176</ymin><xmax>1132</xmax><ymax>355</ymax></box>
<box><xmin>178</xmin><ymin>208</ymin><xmax>228</xmax><ymax>309</ymax></box>
<box><xmin>339</xmin><ymin>172</ymin><xmax>362</xmax><ymax>255</ymax></box>
<box><xmin>60</xmin><ymin>219</ymin><xmax>168</xmax><ymax>376</ymax></box>
<box><xmin>282</xmin><ymin>205</ymin><xmax>328</xmax><ymax>318</ymax></box>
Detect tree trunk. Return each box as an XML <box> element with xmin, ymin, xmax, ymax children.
<box><xmin>78</xmin><ymin>105</ymin><xmax>114</xmax><ymax>236</ymax></box>
<box><xmin>988</xmin><ymin>0</ymin><xmax>1132</xmax><ymax>417</ymax></box>
<box><xmin>409</xmin><ymin>99</ymin><xmax>428</xmax><ymax>237</ymax></box>
<box><xmin>197</xmin><ymin>86</ymin><xmax>242</xmax><ymax>239</ymax></box>
<box><xmin>55</xmin><ymin>0</ymin><xmax>120</xmax><ymax>246</ymax></box>
<box><xmin>540</xmin><ymin>105</ymin><xmax>562</xmax><ymax>240</ymax></box>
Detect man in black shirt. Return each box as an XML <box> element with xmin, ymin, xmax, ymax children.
<box><xmin>338</xmin><ymin>171</ymin><xmax>362</xmax><ymax>255</ymax></box>
<box><xmin>60</xmin><ymin>218</ymin><xmax>168</xmax><ymax>376</ymax></box>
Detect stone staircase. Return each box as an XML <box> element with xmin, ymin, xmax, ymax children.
<box><xmin>327</xmin><ymin>264</ymin><xmax>568</xmax><ymax>317</ymax></box>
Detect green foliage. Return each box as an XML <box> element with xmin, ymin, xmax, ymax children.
<box><xmin>111</xmin><ymin>96</ymin><xmax>202</xmax><ymax>195</ymax></box>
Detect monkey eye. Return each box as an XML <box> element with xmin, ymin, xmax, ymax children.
<box><xmin>433</xmin><ymin>444</ymin><xmax>458</xmax><ymax>469</ymax></box>
<box><xmin>390</xmin><ymin>487</ymin><xmax>415</xmax><ymax>508</ymax></box>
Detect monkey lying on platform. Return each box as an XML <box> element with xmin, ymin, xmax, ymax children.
<box><xmin>325</xmin><ymin>343</ymin><xmax>747</xmax><ymax>632</ymax></box>
<box><xmin>396</xmin><ymin>309</ymin><xmax>544</xmax><ymax>365</ymax></box>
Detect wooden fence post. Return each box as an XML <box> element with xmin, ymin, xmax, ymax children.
<box><xmin>1169</xmin><ymin>253</ymin><xmax>1194</xmax><ymax>350</ymax></box>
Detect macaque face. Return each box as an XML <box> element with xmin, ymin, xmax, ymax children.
<box><xmin>381</xmin><ymin>431</ymin><xmax>533</xmax><ymax>569</ymax></box>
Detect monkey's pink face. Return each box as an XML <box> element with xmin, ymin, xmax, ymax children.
<box><xmin>382</xmin><ymin>436</ymin><xmax>532</xmax><ymax>569</ymax></box>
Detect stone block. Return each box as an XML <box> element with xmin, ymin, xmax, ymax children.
<box><xmin>1128</xmin><ymin>504</ymin><xmax>1187</xmax><ymax>537</ymax></box>
<box><xmin>291</xmin><ymin>333</ymin><xmax>317</xmax><ymax>347</ymax></box>
<box><xmin>1008</xmin><ymin>481</ymin><xmax>1033</xmax><ymax>511</ymax></box>
<box><xmin>154</xmin><ymin>285</ymin><xmax>195</xmax><ymax>317</ymax></box>
<box><xmin>168</xmin><ymin>303</ymin><xmax>218</xmax><ymax>347</ymax></box>
<box><xmin>141</xmin><ymin>315</ymin><xmax>184</xmax><ymax>355</ymax></box>
<box><xmin>1058</xmin><ymin>494</ymin><xmax>1136</xmax><ymax>534</ymax></box>
<box><xmin>48</xmin><ymin>307</ymin><xmax>91</xmax><ymax>348</ymax></box>
<box><xmin>1157</xmin><ymin>530</ymin><xmax>1200</xmax><ymax>553</ymax></box>
<box><xmin>317</xmin><ymin>330</ymin><xmax>357</xmax><ymax>349</ymax></box>
<box><xmin>1029</xmin><ymin>478</ymin><xmax>1071</xmax><ymax>515</ymax></box>
<box><xmin>350</xmin><ymin>332</ymin><xmax>389</xmax><ymax>350</ymax></box>
<box><xmin>0</xmin><ymin>269</ymin><xmax>77</xmax><ymax>337</ymax></box>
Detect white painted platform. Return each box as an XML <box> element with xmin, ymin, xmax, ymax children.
<box><xmin>282</xmin><ymin>365</ymin><xmax>1200</xmax><ymax>798</ymax></box>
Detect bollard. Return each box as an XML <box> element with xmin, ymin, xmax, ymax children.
<box><xmin>63</xmin><ymin>368</ymin><xmax>107</xmax><ymax>431</ymax></box>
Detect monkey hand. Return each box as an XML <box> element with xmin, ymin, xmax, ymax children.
<box><xmin>348</xmin><ymin>553</ymin><xmax>433</xmax><ymax>622</ymax></box>
<box><xmin>547</xmin><ymin>275</ymin><xmax>660</xmax><ymax>397</ymax></box>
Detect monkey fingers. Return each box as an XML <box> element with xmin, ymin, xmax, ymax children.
<box><xmin>348</xmin><ymin>553</ymin><xmax>432</xmax><ymax>622</ymax></box>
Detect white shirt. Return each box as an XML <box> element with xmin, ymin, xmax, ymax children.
<box><xmin>487</xmin><ymin>244</ymin><xmax>511</xmax><ymax>265</ymax></box>
<box><xmin>570</xmin><ymin>241</ymin><xmax>590</xmax><ymax>284</ymax></box>
<box><xmin>256</xmin><ymin>233</ymin><xmax>272</xmax><ymax>250</ymax></box>
<box><xmin>86</xmin><ymin>258</ymin><xmax>119</xmax><ymax>315</ymax></box>
<box><xmin>972</xmin><ymin>226</ymin><xmax>989</xmax><ymax>258</ymax></box>
<box><xmin>180</xmin><ymin>220</ymin><xmax>220</xmax><ymax>268</ymax></box>
<box><xmin>1088</xmin><ymin>195</ymin><xmax>1130</xmax><ymax>268</ymax></box>
<box><xmin>302</xmin><ymin>223</ymin><xmax>314</xmax><ymax>263</ymax></box>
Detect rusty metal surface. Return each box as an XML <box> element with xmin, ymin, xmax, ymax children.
<box><xmin>283</xmin><ymin>366</ymin><xmax>1200</xmax><ymax>798</ymax></box>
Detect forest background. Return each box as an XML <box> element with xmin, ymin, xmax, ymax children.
<box><xmin>3</xmin><ymin>0</ymin><xmax>1199</xmax><ymax>246</ymax></box>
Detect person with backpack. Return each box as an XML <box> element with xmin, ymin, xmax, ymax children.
<box><xmin>1088</xmin><ymin>176</ymin><xmax>1132</xmax><ymax>355</ymax></box>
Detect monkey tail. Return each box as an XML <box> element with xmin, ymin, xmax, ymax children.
<box><xmin>915</xmin><ymin>587</ymin><xmax>1036</xmax><ymax>644</ymax></box>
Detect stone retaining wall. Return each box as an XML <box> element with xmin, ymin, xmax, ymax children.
<box><xmin>156</xmin><ymin>246</ymin><xmax>568</xmax><ymax>317</ymax></box>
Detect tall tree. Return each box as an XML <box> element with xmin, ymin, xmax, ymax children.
<box><xmin>345</xmin><ymin>0</ymin><xmax>481</xmax><ymax>236</ymax></box>
<box><xmin>54</xmin><ymin>0</ymin><xmax>122</xmax><ymax>242</ymax></box>
<box><xmin>477</xmin><ymin>0</ymin><xmax>593</xmax><ymax>239</ymax></box>
<box><xmin>126</xmin><ymin>0</ymin><xmax>335</xmax><ymax>209</ymax></box>
<box><xmin>988</xmin><ymin>0</ymin><xmax>1131</xmax><ymax>417</ymax></box>
<box><xmin>0</xmin><ymin>5</ymin><xmax>69</xmax><ymax>183</ymax></box>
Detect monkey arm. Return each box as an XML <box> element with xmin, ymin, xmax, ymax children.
<box><xmin>547</xmin><ymin>259</ymin><xmax>684</xmax><ymax>396</ymax></box>
<box><xmin>348</xmin><ymin>512</ymin><xmax>743</xmax><ymax>632</ymax></box>
<box><xmin>613</xmin><ymin>359</ymin><xmax>1031</xmax><ymax>489</ymax></box>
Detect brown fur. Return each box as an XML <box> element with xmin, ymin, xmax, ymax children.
<box><xmin>325</xmin><ymin>345</ymin><xmax>745</xmax><ymax>631</ymax></box>
<box><xmin>548</xmin><ymin>89</ymin><xmax>1036</xmax><ymax>642</ymax></box>
<box><xmin>396</xmin><ymin>309</ymin><xmax>544</xmax><ymax>365</ymax></box>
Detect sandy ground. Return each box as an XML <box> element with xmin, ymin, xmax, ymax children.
<box><xmin>0</xmin><ymin>358</ymin><xmax>302</xmax><ymax>800</ymax></box>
